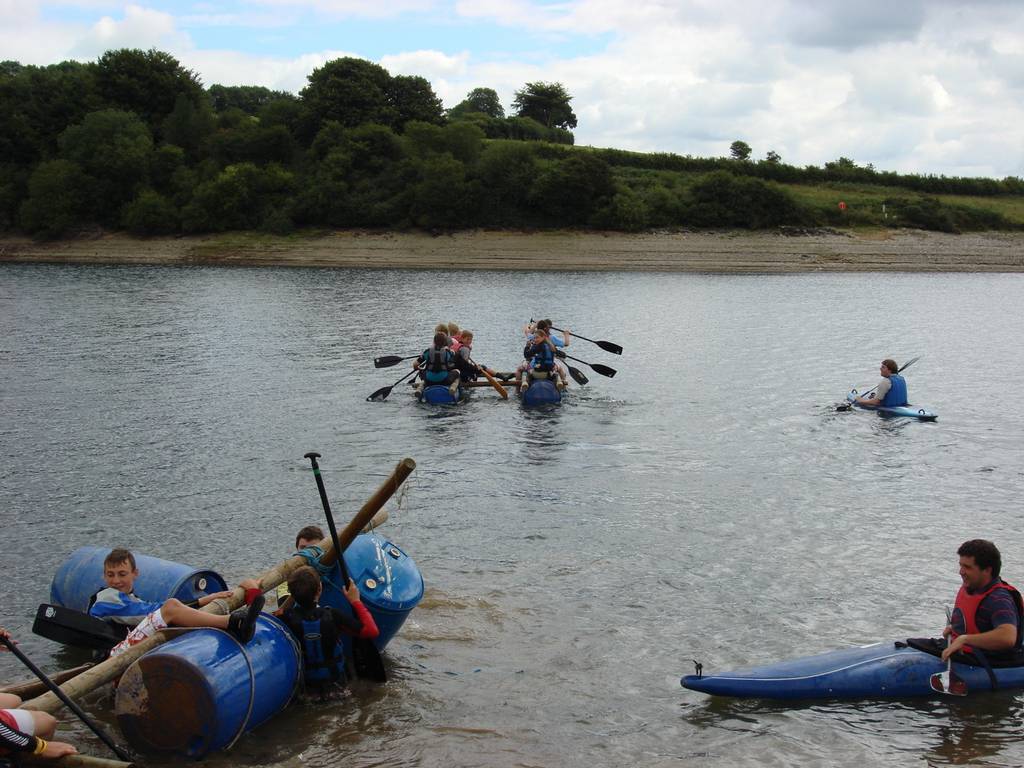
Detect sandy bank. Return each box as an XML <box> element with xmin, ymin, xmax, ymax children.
<box><xmin>2</xmin><ymin>229</ymin><xmax>1023</xmax><ymax>272</ymax></box>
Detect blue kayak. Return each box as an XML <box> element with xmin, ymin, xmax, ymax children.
<box><xmin>846</xmin><ymin>390</ymin><xmax>937</xmax><ymax>421</ymax></box>
<box><xmin>681</xmin><ymin>640</ymin><xmax>1024</xmax><ymax>699</ymax></box>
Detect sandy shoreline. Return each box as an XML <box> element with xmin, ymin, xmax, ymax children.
<box><xmin>2</xmin><ymin>229</ymin><xmax>1023</xmax><ymax>272</ymax></box>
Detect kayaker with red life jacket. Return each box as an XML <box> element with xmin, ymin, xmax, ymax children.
<box><xmin>854</xmin><ymin>359</ymin><xmax>908</xmax><ymax>407</ymax></box>
<box><xmin>942</xmin><ymin>539</ymin><xmax>1023</xmax><ymax>662</ymax></box>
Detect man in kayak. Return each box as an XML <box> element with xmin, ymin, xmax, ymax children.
<box><xmin>854</xmin><ymin>359</ymin><xmax>907</xmax><ymax>407</ymax></box>
<box><xmin>942</xmin><ymin>539</ymin><xmax>1023</xmax><ymax>662</ymax></box>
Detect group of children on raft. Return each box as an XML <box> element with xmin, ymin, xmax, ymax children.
<box><xmin>1</xmin><ymin>528</ymin><xmax>379</xmax><ymax>762</ymax></box>
<box><xmin>416</xmin><ymin>320</ymin><xmax>571</xmax><ymax>396</ymax></box>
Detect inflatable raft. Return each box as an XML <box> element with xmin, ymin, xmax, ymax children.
<box><xmin>681</xmin><ymin>639</ymin><xmax>1024</xmax><ymax>700</ymax></box>
<box><xmin>846</xmin><ymin>391</ymin><xmax>938</xmax><ymax>421</ymax></box>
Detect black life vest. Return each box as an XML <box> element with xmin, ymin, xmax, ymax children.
<box><xmin>284</xmin><ymin>606</ymin><xmax>346</xmax><ymax>685</ymax></box>
<box><xmin>422</xmin><ymin>345</ymin><xmax>453</xmax><ymax>374</ymax></box>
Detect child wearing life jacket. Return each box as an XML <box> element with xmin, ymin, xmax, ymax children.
<box><xmin>514</xmin><ymin>326</ymin><xmax>560</xmax><ymax>394</ymax></box>
<box><xmin>282</xmin><ymin>565</ymin><xmax>379</xmax><ymax>694</ymax></box>
<box><xmin>451</xmin><ymin>330</ymin><xmax>496</xmax><ymax>382</ymax></box>
<box><xmin>416</xmin><ymin>331</ymin><xmax>459</xmax><ymax>395</ymax></box>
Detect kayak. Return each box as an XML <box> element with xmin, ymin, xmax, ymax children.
<box><xmin>681</xmin><ymin>639</ymin><xmax>1024</xmax><ymax>699</ymax></box>
<box><xmin>846</xmin><ymin>390</ymin><xmax>937</xmax><ymax>421</ymax></box>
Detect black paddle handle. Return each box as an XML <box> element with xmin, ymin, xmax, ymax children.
<box><xmin>0</xmin><ymin>635</ymin><xmax>131</xmax><ymax>761</ymax></box>
<box><xmin>303</xmin><ymin>452</ymin><xmax>350</xmax><ymax>584</ymax></box>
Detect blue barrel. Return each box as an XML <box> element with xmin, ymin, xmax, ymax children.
<box><xmin>419</xmin><ymin>384</ymin><xmax>460</xmax><ymax>404</ymax></box>
<box><xmin>50</xmin><ymin>547</ymin><xmax>228</xmax><ymax>612</ymax></box>
<box><xmin>320</xmin><ymin>533</ymin><xmax>424</xmax><ymax>650</ymax></box>
<box><xmin>114</xmin><ymin>614</ymin><xmax>300</xmax><ymax>759</ymax></box>
<box><xmin>522</xmin><ymin>378</ymin><xmax>561</xmax><ymax>406</ymax></box>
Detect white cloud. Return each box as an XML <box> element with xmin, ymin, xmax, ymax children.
<box><xmin>70</xmin><ymin>4</ymin><xmax>193</xmax><ymax>59</ymax></box>
<box><xmin>381</xmin><ymin>50</ymin><xmax>470</xmax><ymax>79</ymax></box>
<box><xmin>252</xmin><ymin>0</ymin><xmax>436</xmax><ymax>18</ymax></box>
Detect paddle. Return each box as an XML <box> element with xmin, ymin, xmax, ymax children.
<box><xmin>374</xmin><ymin>354</ymin><xmax>418</xmax><ymax>369</ymax></box>
<box><xmin>837</xmin><ymin>356</ymin><xmax>921</xmax><ymax>411</ymax></box>
<box><xmin>303</xmin><ymin>452</ymin><xmax>387</xmax><ymax>683</ymax></box>
<box><xmin>367</xmin><ymin>365</ymin><xmax>421</xmax><ymax>401</ymax></box>
<box><xmin>930</xmin><ymin>608</ymin><xmax>968</xmax><ymax>696</ymax></box>
<box><xmin>0</xmin><ymin>634</ymin><xmax>131</xmax><ymax>761</ymax></box>
<box><xmin>549</xmin><ymin>326</ymin><xmax>622</xmax><ymax>356</ymax></box>
<box><xmin>470</xmin><ymin>359</ymin><xmax>508</xmax><ymax>399</ymax></box>
<box><xmin>554</xmin><ymin>349</ymin><xmax>616</xmax><ymax>378</ymax></box>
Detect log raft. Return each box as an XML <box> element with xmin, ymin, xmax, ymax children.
<box><xmin>22</xmin><ymin>457</ymin><xmax>416</xmax><ymax>715</ymax></box>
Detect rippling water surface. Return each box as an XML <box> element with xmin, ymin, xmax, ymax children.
<box><xmin>2</xmin><ymin>263</ymin><xmax>1024</xmax><ymax>767</ymax></box>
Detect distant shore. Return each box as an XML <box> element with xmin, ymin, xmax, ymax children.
<box><xmin>2</xmin><ymin>229</ymin><xmax>1023</xmax><ymax>272</ymax></box>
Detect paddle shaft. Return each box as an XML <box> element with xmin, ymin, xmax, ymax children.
<box><xmin>469</xmin><ymin>358</ymin><xmax>508</xmax><ymax>398</ymax></box>
<box><xmin>0</xmin><ymin>636</ymin><xmax>130</xmax><ymax>761</ymax></box>
<box><xmin>368</xmin><ymin>365</ymin><xmax>421</xmax><ymax>401</ymax></box>
<box><xmin>549</xmin><ymin>326</ymin><xmax>622</xmax><ymax>355</ymax></box>
<box><xmin>556</xmin><ymin>350</ymin><xmax>616</xmax><ymax>378</ymax></box>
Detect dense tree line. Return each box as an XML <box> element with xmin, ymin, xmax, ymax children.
<box><xmin>0</xmin><ymin>48</ymin><xmax>1020</xmax><ymax>239</ymax></box>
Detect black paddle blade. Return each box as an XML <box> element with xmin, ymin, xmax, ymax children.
<box><xmin>590</xmin><ymin>363</ymin><xmax>617</xmax><ymax>378</ymax></box>
<box><xmin>594</xmin><ymin>340</ymin><xmax>623</xmax><ymax>355</ymax></box>
<box><xmin>352</xmin><ymin>638</ymin><xmax>387</xmax><ymax>682</ymax></box>
<box><xmin>898</xmin><ymin>356</ymin><xmax>920</xmax><ymax>374</ymax></box>
<box><xmin>374</xmin><ymin>355</ymin><xmax>404</xmax><ymax>368</ymax></box>
<box><xmin>568</xmin><ymin>365</ymin><xmax>588</xmax><ymax>386</ymax></box>
<box><xmin>367</xmin><ymin>386</ymin><xmax>394</xmax><ymax>402</ymax></box>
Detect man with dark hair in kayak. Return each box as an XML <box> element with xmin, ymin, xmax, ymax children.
<box><xmin>941</xmin><ymin>539</ymin><xmax>1023</xmax><ymax>661</ymax></box>
<box><xmin>854</xmin><ymin>359</ymin><xmax>908</xmax><ymax>407</ymax></box>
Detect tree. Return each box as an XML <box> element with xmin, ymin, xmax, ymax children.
<box><xmin>162</xmin><ymin>92</ymin><xmax>214</xmax><ymax>158</ymax></box>
<box><xmin>448</xmin><ymin>87</ymin><xmax>504</xmax><ymax>120</ymax></box>
<box><xmin>95</xmin><ymin>49</ymin><xmax>204</xmax><ymax>135</ymax></box>
<box><xmin>300</xmin><ymin>57</ymin><xmax>394</xmax><ymax>130</ymax></box>
<box><xmin>388</xmin><ymin>75</ymin><xmax>444</xmax><ymax>129</ymax></box>
<box><xmin>58</xmin><ymin>109</ymin><xmax>153</xmax><ymax>220</ymax></box>
<box><xmin>19</xmin><ymin>159</ymin><xmax>91</xmax><ymax>237</ymax></box>
<box><xmin>512</xmin><ymin>82</ymin><xmax>577</xmax><ymax>130</ymax></box>
<box><xmin>529</xmin><ymin>153</ymin><xmax>614</xmax><ymax>223</ymax></box>
<box><xmin>765</xmin><ymin>150</ymin><xmax>781</xmax><ymax>164</ymax></box>
<box><xmin>207</xmin><ymin>84</ymin><xmax>296</xmax><ymax>115</ymax></box>
<box><xmin>121</xmin><ymin>189</ymin><xmax>178</xmax><ymax>235</ymax></box>
<box><xmin>729</xmin><ymin>140</ymin><xmax>752</xmax><ymax>161</ymax></box>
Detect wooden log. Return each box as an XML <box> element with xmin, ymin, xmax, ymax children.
<box><xmin>0</xmin><ymin>663</ymin><xmax>93</xmax><ymax>698</ymax></box>
<box><xmin>22</xmin><ymin>753</ymin><xmax>137</xmax><ymax>768</ymax></box>
<box><xmin>21</xmin><ymin>456</ymin><xmax>416</xmax><ymax>715</ymax></box>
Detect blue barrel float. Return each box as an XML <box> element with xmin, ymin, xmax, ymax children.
<box><xmin>114</xmin><ymin>615</ymin><xmax>300</xmax><ymax>759</ymax></box>
<box><xmin>50</xmin><ymin>546</ymin><xmax>228</xmax><ymax>611</ymax></box>
<box><xmin>521</xmin><ymin>377</ymin><xmax>561</xmax><ymax>407</ymax></box>
<box><xmin>320</xmin><ymin>532</ymin><xmax>424</xmax><ymax>650</ymax></box>
<box><xmin>418</xmin><ymin>384</ymin><xmax>461</xmax><ymax>404</ymax></box>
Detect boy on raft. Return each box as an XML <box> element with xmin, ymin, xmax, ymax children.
<box><xmin>281</xmin><ymin>565</ymin><xmax>379</xmax><ymax>694</ymax></box>
<box><xmin>89</xmin><ymin>548</ymin><xmax>265</xmax><ymax>658</ymax></box>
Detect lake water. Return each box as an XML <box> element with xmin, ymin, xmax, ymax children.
<box><xmin>2</xmin><ymin>262</ymin><xmax>1024</xmax><ymax>767</ymax></box>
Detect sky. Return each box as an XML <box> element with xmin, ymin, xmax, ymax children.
<box><xmin>3</xmin><ymin>0</ymin><xmax>1023</xmax><ymax>179</ymax></box>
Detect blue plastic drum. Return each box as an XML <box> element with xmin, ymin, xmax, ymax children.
<box><xmin>418</xmin><ymin>384</ymin><xmax>461</xmax><ymax>404</ymax></box>
<box><xmin>114</xmin><ymin>614</ymin><xmax>300</xmax><ymax>759</ymax></box>
<box><xmin>320</xmin><ymin>533</ymin><xmax>424</xmax><ymax>650</ymax></box>
<box><xmin>50</xmin><ymin>546</ymin><xmax>228</xmax><ymax>612</ymax></box>
<box><xmin>522</xmin><ymin>378</ymin><xmax>561</xmax><ymax>406</ymax></box>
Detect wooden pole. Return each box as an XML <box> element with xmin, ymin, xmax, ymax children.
<box><xmin>22</xmin><ymin>753</ymin><xmax>137</xmax><ymax>768</ymax></box>
<box><xmin>0</xmin><ymin>663</ymin><xmax>92</xmax><ymax>698</ymax></box>
<box><xmin>22</xmin><ymin>457</ymin><xmax>416</xmax><ymax>715</ymax></box>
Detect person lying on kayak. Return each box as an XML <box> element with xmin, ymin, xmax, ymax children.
<box><xmin>853</xmin><ymin>359</ymin><xmax>908</xmax><ymax>407</ymax></box>
<box><xmin>414</xmin><ymin>331</ymin><xmax>460</xmax><ymax>396</ymax></box>
<box><xmin>941</xmin><ymin>539</ymin><xmax>1023</xmax><ymax>662</ymax></box>
<box><xmin>282</xmin><ymin>565</ymin><xmax>379</xmax><ymax>694</ymax></box>
<box><xmin>89</xmin><ymin>548</ymin><xmax>265</xmax><ymax>658</ymax></box>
